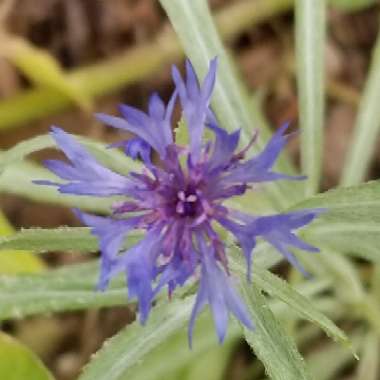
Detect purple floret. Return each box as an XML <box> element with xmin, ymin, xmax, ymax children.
<box><xmin>37</xmin><ymin>57</ymin><xmax>323</xmax><ymax>345</ymax></box>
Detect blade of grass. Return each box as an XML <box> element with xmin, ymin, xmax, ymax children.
<box><xmin>0</xmin><ymin>0</ymin><xmax>294</xmax><ymax>132</ymax></box>
<box><xmin>341</xmin><ymin>31</ymin><xmax>380</xmax><ymax>186</ymax></box>
<box><xmin>295</xmin><ymin>0</ymin><xmax>326</xmax><ymax>196</ymax></box>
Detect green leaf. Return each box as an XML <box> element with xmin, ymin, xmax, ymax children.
<box><xmin>159</xmin><ymin>0</ymin><xmax>302</xmax><ymax>209</ymax></box>
<box><xmin>295</xmin><ymin>0</ymin><xmax>326</xmax><ymax>196</ymax></box>
<box><xmin>240</xmin><ymin>284</ymin><xmax>312</xmax><ymax>380</ymax></box>
<box><xmin>0</xmin><ymin>227</ymin><xmax>142</xmax><ymax>253</ymax></box>
<box><xmin>78</xmin><ymin>297</ymin><xmax>194</xmax><ymax>380</ymax></box>
<box><xmin>230</xmin><ymin>249</ymin><xmax>351</xmax><ymax>352</ymax></box>
<box><xmin>0</xmin><ymin>227</ymin><xmax>97</xmax><ymax>253</ymax></box>
<box><xmin>0</xmin><ymin>332</ymin><xmax>54</xmax><ymax>380</ymax></box>
<box><xmin>124</xmin><ymin>313</ymin><xmax>238</xmax><ymax>380</ymax></box>
<box><xmin>293</xmin><ymin>181</ymin><xmax>380</xmax><ymax>262</ymax></box>
<box><xmin>0</xmin><ymin>261</ymin><xmax>126</xmax><ymax>320</ymax></box>
<box><xmin>2</xmin><ymin>36</ymin><xmax>91</xmax><ymax>110</ymax></box>
<box><xmin>341</xmin><ymin>32</ymin><xmax>380</xmax><ymax>186</ymax></box>
<box><xmin>0</xmin><ymin>211</ymin><xmax>46</xmax><ymax>274</ymax></box>
<box><xmin>253</xmin><ymin>268</ymin><xmax>349</xmax><ymax>347</ymax></box>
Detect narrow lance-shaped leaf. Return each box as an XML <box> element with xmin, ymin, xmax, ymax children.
<box><xmin>0</xmin><ymin>227</ymin><xmax>141</xmax><ymax>253</ymax></box>
<box><xmin>229</xmin><ymin>250</ymin><xmax>350</xmax><ymax>349</ymax></box>
<box><xmin>295</xmin><ymin>0</ymin><xmax>326</xmax><ymax>196</ymax></box>
<box><xmin>78</xmin><ymin>297</ymin><xmax>194</xmax><ymax>380</ymax></box>
<box><xmin>125</xmin><ymin>314</ymin><xmax>239</xmax><ymax>380</ymax></box>
<box><xmin>0</xmin><ymin>227</ymin><xmax>98</xmax><ymax>253</ymax></box>
<box><xmin>0</xmin><ymin>261</ymin><xmax>127</xmax><ymax>321</ymax></box>
<box><xmin>240</xmin><ymin>283</ymin><xmax>312</xmax><ymax>380</ymax></box>
<box><xmin>254</xmin><ymin>268</ymin><xmax>348</xmax><ymax>347</ymax></box>
<box><xmin>293</xmin><ymin>181</ymin><xmax>380</xmax><ymax>262</ymax></box>
<box><xmin>341</xmin><ymin>31</ymin><xmax>380</xmax><ymax>186</ymax></box>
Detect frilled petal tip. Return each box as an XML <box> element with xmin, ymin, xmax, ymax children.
<box><xmin>188</xmin><ymin>247</ymin><xmax>254</xmax><ymax>348</ymax></box>
<box><xmin>35</xmin><ymin>127</ymin><xmax>134</xmax><ymax>197</ymax></box>
<box><xmin>171</xmin><ymin>57</ymin><xmax>218</xmax><ymax>162</ymax></box>
<box><xmin>222</xmin><ymin>122</ymin><xmax>308</xmax><ymax>184</ymax></box>
<box><xmin>251</xmin><ymin>208</ymin><xmax>325</xmax><ymax>276</ymax></box>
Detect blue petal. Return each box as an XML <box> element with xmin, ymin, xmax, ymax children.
<box><xmin>96</xmin><ymin>92</ymin><xmax>175</xmax><ymax>159</ymax></box>
<box><xmin>253</xmin><ymin>209</ymin><xmax>324</xmax><ymax>235</ymax></box>
<box><xmin>247</xmin><ymin>209</ymin><xmax>324</xmax><ymax>275</ymax></box>
<box><xmin>223</xmin><ymin>123</ymin><xmax>305</xmax><ymax>184</ymax></box>
<box><xmin>266</xmin><ymin>238</ymin><xmax>310</xmax><ymax>277</ymax></box>
<box><xmin>172</xmin><ymin>58</ymin><xmax>218</xmax><ymax>161</ymax></box>
<box><xmin>188</xmin><ymin>237</ymin><xmax>253</xmax><ymax>346</ymax></box>
<box><xmin>203</xmin><ymin>256</ymin><xmax>229</xmax><ymax>343</ymax></box>
<box><xmin>155</xmin><ymin>252</ymin><xmax>196</xmax><ymax>296</ymax></box>
<box><xmin>207</xmin><ymin>121</ymin><xmax>240</xmax><ymax>171</ymax></box>
<box><xmin>36</xmin><ymin>127</ymin><xmax>134</xmax><ymax>197</ymax></box>
<box><xmin>253</xmin><ymin>123</ymin><xmax>291</xmax><ymax>170</ymax></box>
<box><xmin>96</xmin><ymin>113</ymin><xmax>162</xmax><ymax>155</ymax></box>
<box><xmin>122</xmin><ymin>231</ymin><xmax>163</xmax><ymax>324</ymax></box>
<box><xmin>188</xmin><ymin>276</ymin><xmax>207</xmax><ymax>348</ymax></box>
<box><xmin>148</xmin><ymin>92</ymin><xmax>165</xmax><ymax>120</ymax></box>
<box><xmin>110</xmin><ymin>137</ymin><xmax>152</xmax><ymax>166</ymax></box>
<box><xmin>74</xmin><ymin>209</ymin><xmax>142</xmax><ymax>290</ymax></box>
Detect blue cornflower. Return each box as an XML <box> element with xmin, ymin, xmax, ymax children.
<box><xmin>36</xmin><ymin>58</ymin><xmax>322</xmax><ymax>345</ymax></box>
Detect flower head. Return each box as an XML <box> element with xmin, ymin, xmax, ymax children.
<box><xmin>37</xmin><ymin>58</ymin><xmax>322</xmax><ymax>345</ymax></box>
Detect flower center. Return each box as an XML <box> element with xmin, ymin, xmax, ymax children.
<box><xmin>175</xmin><ymin>190</ymin><xmax>199</xmax><ymax>217</ymax></box>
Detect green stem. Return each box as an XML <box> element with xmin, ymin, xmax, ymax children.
<box><xmin>295</xmin><ymin>0</ymin><xmax>326</xmax><ymax>196</ymax></box>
